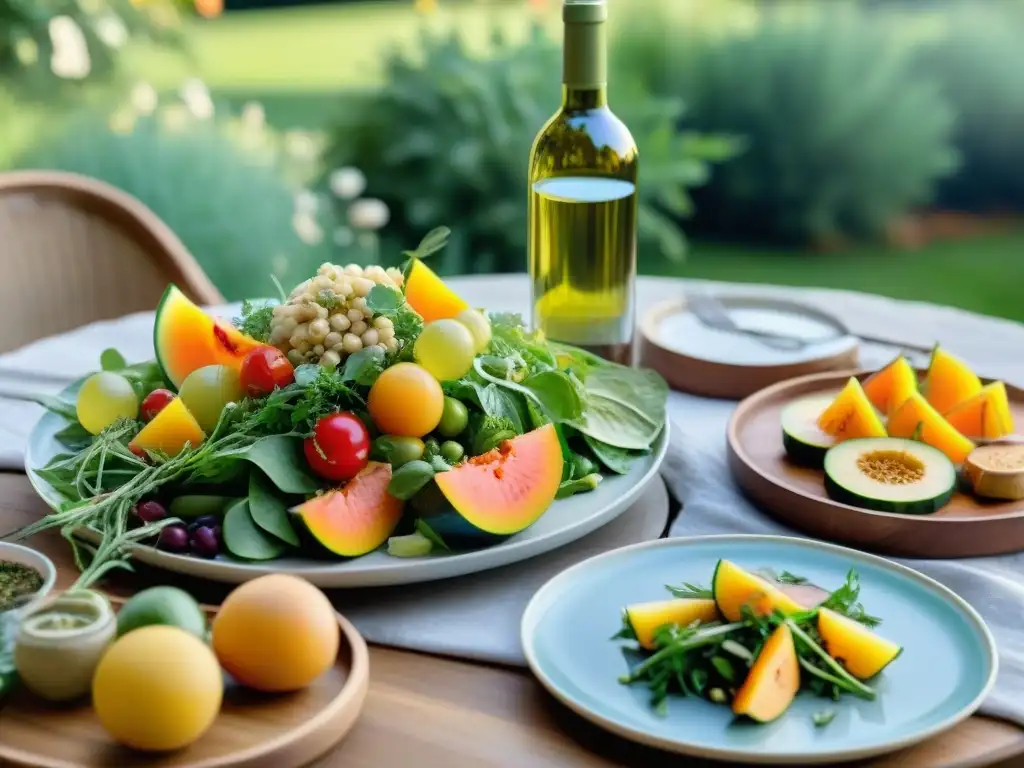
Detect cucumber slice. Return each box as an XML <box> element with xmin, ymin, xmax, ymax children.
<box><xmin>823</xmin><ymin>437</ymin><xmax>956</xmax><ymax>515</ymax></box>
<box><xmin>781</xmin><ymin>395</ymin><xmax>837</xmax><ymax>467</ymax></box>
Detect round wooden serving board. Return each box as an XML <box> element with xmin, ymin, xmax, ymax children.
<box><xmin>0</xmin><ymin>603</ymin><xmax>369</xmax><ymax>768</ymax></box>
<box><xmin>727</xmin><ymin>369</ymin><xmax>1024</xmax><ymax>558</ymax></box>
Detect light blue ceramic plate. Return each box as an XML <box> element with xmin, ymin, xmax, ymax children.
<box><xmin>521</xmin><ymin>535</ymin><xmax>997</xmax><ymax>765</ymax></box>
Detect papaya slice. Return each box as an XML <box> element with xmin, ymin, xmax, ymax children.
<box><xmin>712</xmin><ymin>560</ymin><xmax>804</xmax><ymax>622</ymax></box>
<box><xmin>625</xmin><ymin>598</ymin><xmax>720</xmax><ymax>650</ymax></box>
<box><xmin>291</xmin><ymin>462</ymin><xmax>403</xmax><ymax>557</ymax></box>
<box><xmin>434</xmin><ymin>424</ymin><xmax>563</xmax><ymax>536</ymax></box>
<box><xmin>944</xmin><ymin>381</ymin><xmax>1015</xmax><ymax>439</ymax></box>
<box><xmin>817</xmin><ymin>607</ymin><xmax>902</xmax><ymax>679</ymax></box>
<box><xmin>887</xmin><ymin>392</ymin><xmax>976</xmax><ymax>464</ymax></box>
<box><xmin>128</xmin><ymin>398</ymin><xmax>205</xmax><ymax>457</ymax></box>
<box><xmin>924</xmin><ymin>346</ymin><xmax>982</xmax><ymax>415</ymax></box>
<box><xmin>404</xmin><ymin>259</ymin><xmax>468</xmax><ymax>324</ymax></box>
<box><xmin>154</xmin><ymin>285</ymin><xmax>263</xmax><ymax>389</ymax></box>
<box><xmin>862</xmin><ymin>355</ymin><xmax>918</xmax><ymax>416</ymax></box>
<box><xmin>732</xmin><ymin>624</ymin><xmax>800</xmax><ymax>723</ymax></box>
<box><xmin>817</xmin><ymin>378</ymin><xmax>887</xmax><ymax>442</ymax></box>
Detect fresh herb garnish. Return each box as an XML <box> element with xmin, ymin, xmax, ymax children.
<box><xmin>234</xmin><ymin>299</ymin><xmax>275</xmax><ymax>343</ymax></box>
<box><xmin>821</xmin><ymin>569</ymin><xmax>882</xmax><ymax>627</ymax></box>
<box><xmin>813</xmin><ymin>709</ymin><xmax>836</xmax><ymax>727</ymax></box>
<box><xmin>778</xmin><ymin>570</ymin><xmax>809</xmax><ymax>585</ymax></box>
<box><xmin>666</xmin><ymin>581</ymin><xmax>714</xmax><ymax>599</ymax></box>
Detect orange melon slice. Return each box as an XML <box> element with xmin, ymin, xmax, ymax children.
<box><xmin>817</xmin><ymin>607</ymin><xmax>902</xmax><ymax>679</ymax></box>
<box><xmin>944</xmin><ymin>381</ymin><xmax>1015</xmax><ymax>439</ymax></box>
<box><xmin>128</xmin><ymin>398</ymin><xmax>205</xmax><ymax>457</ymax></box>
<box><xmin>732</xmin><ymin>624</ymin><xmax>800</xmax><ymax>722</ymax></box>
<box><xmin>625</xmin><ymin>598</ymin><xmax>720</xmax><ymax>650</ymax></box>
<box><xmin>924</xmin><ymin>347</ymin><xmax>982</xmax><ymax>415</ymax></box>
<box><xmin>712</xmin><ymin>560</ymin><xmax>804</xmax><ymax>622</ymax></box>
<box><xmin>154</xmin><ymin>285</ymin><xmax>263</xmax><ymax>390</ymax></box>
<box><xmin>862</xmin><ymin>355</ymin><xmax>918</xmax><ymax>416</ymax></box>
<box><xmin>404</xmin><ymin>259</ymin><xmax>468</xmax><ymax>324</ymax></box>
<box><xmin>887</xmin><ymin>392</ymin><xmax>975</xmax><ymax>464</ymax></box>
<box><xmin>291</xmin><ymin>463</ymin><xmax>403</xmax><ymax>558</ymax></box>
<box><xmin>817</xmin><ymin>378</ymin><xmax>887</xmax><ymax>441</ymax></box>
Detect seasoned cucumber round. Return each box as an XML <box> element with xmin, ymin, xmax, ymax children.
<box><xmin>823</xmin><ymin>437</ymin><xmax>956</xmax><ymax>515</ymax></box>
<box><xmin>781</xmin><ymin>395</ymin><xmax>837</xmax><ymax>467</ymax></box>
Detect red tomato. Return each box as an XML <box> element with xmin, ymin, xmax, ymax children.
<box><xmin>240</xmin><ymin>346</ymin><xmax>295</xmax><ymax>397</ymax></box>
<box><xmin>140</xmin><ymin>389</ymin><xmax>176</xmax><ymax>422</ymax></box>
<box><xmin>304</xmin><ymin>412</ymin><xmax>371</xmax><ymax>482</ymax></box>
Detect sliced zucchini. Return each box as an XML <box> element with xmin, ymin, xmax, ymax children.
<box><xmin>823</xmin><ymin>437</ymin><xmax>955</xmax><ymax>515</ymax></box>
<box><xmin>781</xmin><ymin>395</ymin><xmax>836</xmax><ymax>467</ymax></box>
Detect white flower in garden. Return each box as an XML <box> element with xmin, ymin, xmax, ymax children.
<box><xmin>241</xmin><ymin>101</ymin><xmax>266</xmax><ymax>132</ymax></box>
<box><xmin>294</xmin><ymin>190</ymin><xmax>319</xmax><ymax>215</ymax></box>
<box><xmin>292</xmin><ymin>212</ymin><xmax>324</xmax><ymax>245</ymax></box>
<box><xmin>329</xmin><ymin>167</ymin><xmax>367</xmax><ymax>200</ymax></box>
<box><xmin>95</xmin><ymin>14</ymin><xmax>129</xmax><ymax>48</ymax></box>
<box><xmin>49</xmin><ymin>16</ymin><xmax>91</xmax><ymax>80</ymax></box>
<box><xmin>348</xmin><ymin>198</ymin><xmax>390</xmax><ymax>232</ymax></box>
<box><xmin>130</xmin><ymin>82</ymin><xmax>158</xmax><ymax>115</ymax></box>
<box><xmin>181</xmin><ymin>78</ymin><xmax>214</xmax><ymax>120</ymax></box>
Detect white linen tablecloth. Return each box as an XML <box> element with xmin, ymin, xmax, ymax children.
<box><xmin>3</xmin><ymin>275</ymin><xmax>1024</xmax><ymax>725</ymax></box>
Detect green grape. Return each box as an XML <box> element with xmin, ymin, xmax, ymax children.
<box><xmin>177</xmin><ymin>365</ymin><xmax>245</xmax><ymax>434</ymax></box>
<box><xmin>454</xmin><ymin>309</ymin><xmax>492</xmax><ymax>354</ymax></box>
<box><xmin>373</xmin><ymin>435</ymin><xmax>425</xmax><ymax>468</ymax></box>
<box><xmin>413</xmin><ymin>319</ymin><xmax>476</xmax><ymax>382</ymax></box>
<box><xmin>437</xmin><ymin>397</ymin><xmax>469</xmax><ymax>437</ymax></box>
<box><xmin>440</xmin><ymin>441</ymin><xmax>465</xmax><ymax>464</ymax></box>
<box><xmin>76</xmin><ymin>372</ymin><xmax>139</xmax><ymax>435</ymax></box>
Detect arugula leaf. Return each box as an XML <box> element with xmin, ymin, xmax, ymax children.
<box><xmin>584</xmin><ymin>434</ymin><xmax>646</xmax><ymax>475</ymax></box>
<box><xmin>611</xmin><ymin>611</ymin><xmax>638</xmax><ymax>641</ymax></box>
<box><xmin>340</xmin><ymin>346</ymin><xmax>385</xmax><ymax>387</ymax></box>
<box><xmin>414</xmin><ymin>518</ymin><xmax>450</xmax><ymax>551</ymax></box>
<box><xmin>821</xmin><ymin>569</ymin><xmax>882</xmax><ymax>627</ymax></box>
<box><xmin>665</xmin><ymin>581</ymin><xmax>714</xmax><ymax>599</ymax></box>
<box><xmin>778</xmin><ymin>570</ymin><xmax>809</xmax><ymax>585</ymax></box>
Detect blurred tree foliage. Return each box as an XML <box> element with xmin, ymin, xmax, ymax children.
<box><xmin>11</xmin><ymin>92</ymin><xmax>335</xmax><ymax>300</ymax></box>
<box><xmin>614</xmin><ymin>2</ymin><xmax>959</xmax><ymax>245</ymax></box>
<box><xmin>321</xmin><ymin>23</ymin><xmax>739</xmax><ymax>275</ymax></box>
<box><xmin>0</xmin><ymin>0</ymin><xmax>184</xmax><ymax>100</ymax></box>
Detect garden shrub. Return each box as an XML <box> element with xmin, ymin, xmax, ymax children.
<box><xmin>12</xmin><ymin>91</ymin><xmax>336</xmax><ymax>301</ymax></box>
<box><xmin>321</xmin><ymin>23</ymin><xmax>738</xmax><ymax>275</ymax></box>
<box><xmin>615</xmin><ymin>3</ymin><xmax>959</xmax><ymax>245</ymax></box>
<box><xmin>0</xmin><ymin>0</ymin><xmax>182</xmax><ymax>100</ymax></box>
<box><xmin>910</xmin><ymin>1</ymin><xmax>1024</xmax><ymax>211</ymax></box>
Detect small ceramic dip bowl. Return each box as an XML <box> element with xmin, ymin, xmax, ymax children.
<box><xmin>0</xmin><ymin>543</ymin><xmax>56</xmax><ymax>616</ymax></box>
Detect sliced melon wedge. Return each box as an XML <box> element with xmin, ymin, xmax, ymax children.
<box><xmin>817</xmin><ymin>607</ymin><xmax>902</xmax><ymax>679</ymax></box>
<box><xmin>712</xmin><ymin>560</ymin><xmax>804</xmax><ymax>622</ymax></box>
<box><xmin>817</xmin><ymin>378</ymin><xmax>886</xmax><ymax>442</ymax></box>
<box><xmin>732</xmin><ymin>624</ymin><xmax>799</xmax><ymax>722</ymax></box>
<box><xmin>924</xmin><ymin>346</ymin><xmax>982</xmax><ymax>415</ymax></box>
<box><xmin>625</xmin><ymin>598</ymin><xmax>720</xmax><ymax>650</ymax></box>
<box><xmin>944</xmin><ymin>381</ymin><xmax>1015</xmax><ymax>439</ymax></box>
<box><xmin>862</xmin><ymin>355</ymin><xmax>918</xmax><ymax>416</ymax></box>
<box><xmin>823</xmin><ymin>437</ymin><xmax>955</xmax><ymax>514</ymax></box>
<box><xmin>781</xmin><ymin>394</ymin><xmax>836</xmax><ymax>468</ymax></box>
<box><xmin>887</xmin><ymin>392</ymin><xmax>976</xmax><ymax>464</ymax></box>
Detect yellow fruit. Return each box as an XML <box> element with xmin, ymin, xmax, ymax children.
<box><xmin>92</xmin><ymin>625</ymin><xmax>222</xmax><ymax>752</ymax></box>
<box><xmin>212</xmin><ymin>574</ymin><xmax>339</xmax><ymax>692</ymax></box>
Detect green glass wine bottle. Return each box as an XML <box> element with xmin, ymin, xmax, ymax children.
<box><xmin>528</xmin><ymin>0</ymin><xmax>638</xmax><ymax>364</ymax></box>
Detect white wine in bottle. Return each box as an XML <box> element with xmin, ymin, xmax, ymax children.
<box><xmin>528</xmin><ymin>0</ymin><xmax>638</xmax><ymax>364</ymax></box>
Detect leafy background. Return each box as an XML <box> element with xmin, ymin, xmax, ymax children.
<box><xmin>2</xmin><ymin>0</ymin><xmax>1023</xmax><ymax>320</ymax></box>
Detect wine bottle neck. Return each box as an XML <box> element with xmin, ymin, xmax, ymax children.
<box><xmin>562</xmin><ymin>1</ymin><xmax>608</xmax><ymax>109</ymax></box>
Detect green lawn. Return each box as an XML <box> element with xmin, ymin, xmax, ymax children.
<box><xmin>674</xmin><ymin>234</ymin><xmax>1024</xmax><ymax>323</ymax></box>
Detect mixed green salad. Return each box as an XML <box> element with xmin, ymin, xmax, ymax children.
<box><xmin>8</xmin><ymin>228</ymin><xmax>667</xmax><ymax>589</ymax></box>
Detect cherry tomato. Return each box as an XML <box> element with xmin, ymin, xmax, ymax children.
<box><xmin>367</xmin><ymin>363</ymin><xmax>443</xmax><ymax>437</ymax></box>
<box><xmin>304</xmin><ymin>412</ymin><xmax>371</xmax><ymax>482</ymax></box>
<box><xmin>140</xmin><ymin>388</ymin><xmax>176</xmax><ymax>422</ymax></box>
<box><xmin>240</xmin><ymin>346</ymin><xmax>295</xmax><ymax>397</ymax></box>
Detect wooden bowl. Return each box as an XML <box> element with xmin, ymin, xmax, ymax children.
<box><xmin>727</xmin><ymin>370</ymin><xmax>1024</xmax><ymax>558</ymax></box>
<box><xmin>0</xmin><ymin>603</ymin><xmax>369</xmax><ymax>768</ymax></box>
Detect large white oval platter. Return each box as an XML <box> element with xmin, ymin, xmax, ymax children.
<box><xmin>26</xmin><ymin>401</ymin><xmax>667</xmax><ymax>588</ymax></box>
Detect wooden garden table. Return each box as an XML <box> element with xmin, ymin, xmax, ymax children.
<box><xmin>3</xmin><ymin>468</ymin><xmax>1022</xmax><ymax>768</ymax></box>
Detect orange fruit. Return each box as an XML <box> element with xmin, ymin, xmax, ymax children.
<box><xmin>367</xmin><ymin>362</ymin><xmax>444</xmax><ymax>437</ymax></box>
<box><xmin>92</xmin><ymin>625</ymin><xmax>222</xmax><ymax>752</ymax></box>
<box><xmin>211</xmin><ymin>574</ymin><xmax>339</xmax><ymax>692</ymax></box>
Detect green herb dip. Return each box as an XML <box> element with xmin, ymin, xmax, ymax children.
<box><xmin>0</xmin><ymin>561</ymin><xmax>43</xmax><ymax>612</ymax></box>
